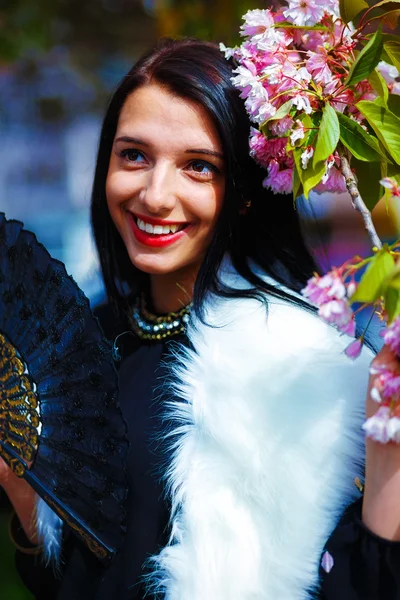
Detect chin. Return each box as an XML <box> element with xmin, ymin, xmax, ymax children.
<box><xmin>128</xmin><ymin>252</ymin><xmax>183</xmax><ymax>276</ymax></box>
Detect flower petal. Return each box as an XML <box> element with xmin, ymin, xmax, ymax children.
<box><xmin>321</xmin><ymin>550</ymin><xmax>334</xmax><ymax>574</ymax></box>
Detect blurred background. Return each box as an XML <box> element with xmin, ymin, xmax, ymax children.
<box><xmin>0</xmin><ymin>0</ymin><xmax>399</xmax><ymax>597</ymax></box>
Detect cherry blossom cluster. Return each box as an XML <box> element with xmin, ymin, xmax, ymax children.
<box><xmin>302</xmin><ymin>247</ymin><xmax>400</xmax><ymax>444</ymax></box>
<box><xmin>221</xmin><ymin>2</ymin><xmax>399</xmax><ymax>195</ymax></box>
<box><xmin>363</xmin><ymin>325</ymin><xmax>400</xmax><ymax>443</ymax></box>
<box><xmin>302</xmin><ymin>268</ymin><xmax>357</xmax><ymax>341</ymax></box>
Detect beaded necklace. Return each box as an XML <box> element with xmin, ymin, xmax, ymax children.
<box><xmin>131</xmin><ymin>296</ymin><xmax>192</xmax><ymax>341</ymax></box>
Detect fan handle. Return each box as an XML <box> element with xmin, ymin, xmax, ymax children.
<box><xmin>0</xmin><ymin>439</ymin><xmax>114</xmax><ymax>563</ymax></box>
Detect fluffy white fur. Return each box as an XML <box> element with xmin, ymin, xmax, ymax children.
<box><xmin>147</xmin><ymin>267</ymin><xmax>373</xmax><ymax>600</ymax></box>
<box><xmin>35</xmin><ymin>264</ymin><xmax>374</xmax><ymax>597</ymax></box>
<box><xmin>36</xmin><ymin>497</ymin><xmax>63</xmax><ymax>565</ymax></box>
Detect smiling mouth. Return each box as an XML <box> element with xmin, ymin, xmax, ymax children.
<box><xmin>134</xmin><ymin>216</ymin><xmax>189</xmax><ymax>236</ymax></box>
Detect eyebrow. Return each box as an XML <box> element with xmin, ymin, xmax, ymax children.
<box><xmin>185</xmin><ymin>149</ymin><xmax>224</xmax><ymax>160</ymax></box>
<box><xmin>115</xmin><ymin>136</ymin><xmax>224</xmax><ymax>160</ymax></box>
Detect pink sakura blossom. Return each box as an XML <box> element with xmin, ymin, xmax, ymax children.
<box><xmin>224</xmin><ymin>0</ymin><xmax>388</xmax><ymax>199</ymax></box>
<box><xmin>290</xmin><ymin>119</ymin><xmax>306</xmax><ymax>145</ymax></box>
<box><xmin>297</xmin><ymin>29</ymin><xmax>330</xmax><ymax>52</ymax></box>
<box><xmin>387</xmin><ymin>417</ymin><xmax>400</xmax><ymax>443</ymax></box>
<box><xmin>377</xmin><ymin>61</ymin><xmax>399</xmax><ymax>87</ymax></box>
<box><xmin>292</xmin><ymin>93</ymin><xmax>313</xmax><ymax>114</ymax></box>
<box><xmin>355</xmin><ymin>80</ymin><xmax>377</xmax><ymax>103</ymax></box>
<box><xmin>306</xmin><ymin>48</ymin><xmax>332</xmax><ymax>85</ymax></box>
<box><xmin>362</xmin><ymin>406</ymin><xmax>391</xmax><ymax>443</ymax></box>
<box><xmin>240</xmin><ymin>9</ymin><xmax>274</xmax><ymax>39</ymax></box>
<box><xmin>249</xmin><ymin>130</ymin><xmax>288</xmax><ymax>168</ymax></box>
<box><xmin>315</xmin><ymin>160</ymin><xmax>347</xmax><ymax>194</ymax></box>
<box><xmin>269</xmin><ymin>115</ymin><xmax>294</xmax><ymax>137</ymax></box>
<box><xmin>332</xmin><ymin>90</ymin><xmax>356</xmax><ymax>113</ymax></box>
<box><xmin>370</xmin><ymin>363</ymin><xmax>400</xmax><ymax>403</ymax></box>
<box><xmin>262</xmin><ymin>61</ymin><xmax>285</xmax><ymax>86</ymax></box>
<box><xmin>292</xmin><ymin>66</ymin><xmax>313</xmax><ymax>86</ymax></box>
<box><xmin>283</xmin><ymin>0</ymin><xmax>326</xmax><ymax>26</ymax></box>
<box><xmin>302</xmin><ymin>270</ymin><xmax>347</xmax><ymax>305</ymax></box>
<box><xmin>345</xmin><ymin>338</ymin><xmax>363</xmax><ymax>359</ymax></box>
<box><xmin>380</xmin><ymin>177</ymin><xmax>400</xmax><ymax>199</ymax></box>
<box><xmin>254</xmin><ymin>100</ymin><xmax>277</xmax><ymax>125</ymax></box>
<box><xmin>321</xmin><ymin>551</ymin><xmax>334</xmax><ymax>574</ymax></box>
<box><xmin>231</xmin><ymin>64</ymin><xmax>258</xmax><ymax>98</ymax></box>
<box><xmin>392</xmin><ymin>82</ymin><xmax>400</xmax><ymax>95</ymax></box>
<box><xmin>318</xmin><ymin>299</ymin><xmax>356</xmax><ymax>336</ymax></box>
<box><xmin>383</xmin><ymin>318</ymin><xmax>400</xmax><ymax>356</ymax></box>
<box><xmin>382</xmin><ymin>373</ymin><xmax>400</xmax><ymax>402</ymax></box>
<box><xmin>244</xmin><ymin>82</ymin><xmax>275</xmax><ymax>124</ymax></box>
<box><xmin>262</xmin><ymin>161</ymin><xmax>293</xmax><ymax>194</ymax></box>
<box><xmin>241</xmin><ymin>9</ymin><xmax>291</xmax><ymax>51</ymax></box>
<box><xmin>219</xmin><ymin>43</ymin><xmax>239</xmax><ymax>61</ymax></box>
<box><xmin>302</xmin><ymin>269</ymin><xmax>358</xmax><ymax>337</ymax></box>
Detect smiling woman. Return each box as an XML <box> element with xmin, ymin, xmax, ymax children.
<box><xmin>106</xmin><ymin>83</ymin><xmax>225</xmax><ymax>312</ymax></box>
<box><xmin>8</xmin><ymin>37</ymin><xmax>400</xmax><ymax>600</ymax></box>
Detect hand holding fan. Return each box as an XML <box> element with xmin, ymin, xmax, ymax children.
<box><xmin>0</xmin><ymin>213</ymin><xmax>128</xmax><ymax>562</ymax></box>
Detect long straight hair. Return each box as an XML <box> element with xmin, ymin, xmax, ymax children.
<box><xmin>91</xmin><ymin>38</ymin><xmax>318</xmax><ymax>322</ymax></box>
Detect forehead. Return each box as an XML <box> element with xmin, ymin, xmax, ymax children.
<box><xmin>116</xmin><ymin>83</ymin><xmax>222</xmax><ymax>150</ymax></box>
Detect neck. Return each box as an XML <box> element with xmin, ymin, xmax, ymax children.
<box><xmin>150</xmin><ymin>272</ymin><xmax>195</xmax><ymax>314</ymax></box>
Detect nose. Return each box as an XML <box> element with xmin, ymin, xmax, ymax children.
<box><xmin>139</xmin><ymin>162</ymin><xmax>177</xmax><ymax>215</ymax></box>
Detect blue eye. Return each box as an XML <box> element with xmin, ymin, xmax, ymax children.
<box><xmin>190</xmin><ymin>160</ymin><xmax>218</xmax><ymax>176</ymax></box>
<box><xmin>120</xmin><ymin>149</ymin><xmax>146</xmax><ymax>163</ymax></box>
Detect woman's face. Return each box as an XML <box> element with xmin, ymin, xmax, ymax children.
<box><xmin>106</xmin><ymin>83</ymin><xmax>226</xmax><ymax>282</ymax></box>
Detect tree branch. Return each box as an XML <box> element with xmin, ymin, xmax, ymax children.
<box><xmin>339</xmin><ymin>152</ymin><xmax>383</xmax><ymax>250</ymax></box>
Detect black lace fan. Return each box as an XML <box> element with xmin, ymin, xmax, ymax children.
<box><xmin>0</xmin><ymin>213</ymin><xmax>128</xmax><ymax>562</ymax></box>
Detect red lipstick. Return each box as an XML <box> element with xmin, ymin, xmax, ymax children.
<box><xmin>128</xmin><ymin>214</ymin><xmax>190</xmax><ymax>248</ymax></box>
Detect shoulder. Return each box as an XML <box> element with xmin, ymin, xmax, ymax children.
<box><xmin>189</xmin><ymin>264</ymin><xmax>374</xmax><ymax>381</ymax></box>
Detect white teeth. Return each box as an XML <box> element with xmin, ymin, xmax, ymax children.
<box><xmin>136</xmin><ymin>217</ymin><xmax>183</xmax><ymax>235</ymax></box>
<box><xmin>137</xmin><ymin>219</ymin><xmax>147</xmax><ymax>232</ymax></box>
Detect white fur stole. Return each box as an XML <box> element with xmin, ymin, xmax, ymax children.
<box><xmin>148</xmin><ymin>271</ymin><xmax>373</xmax><ymax>600</ymax></box>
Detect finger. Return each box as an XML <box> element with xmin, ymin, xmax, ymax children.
<box><xmin>371</xmin><ymin>344</ymin><xmax>399</xmax><ymax>371</ymax></box>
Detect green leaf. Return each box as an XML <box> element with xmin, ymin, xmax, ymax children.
<box><xmin>337</xmin><ymin>112</ymin><xmax>384</xmax><ymax>162</ymax></box>
<box><xmin>384</xmin><ymin>41</ymin><xmax>400</xmax><ymax>71</ymax></box>
<box><xmin>313</xmin><ymin>103</ymin><xmax>340</xmax><ymax>166</ymax></box>
<box><xmin>293</xmin><ymin>147</ymin><xmax>303</xmax><ymax>178</ymax></box>
<box><xmin>293</xmin><ymin>147</ymin><xmax>326</xmax><ymax>199</ymax></box>
<box><xmin>384</xmin><ymin>262</ymin><xmax>400</xmax><ymax>322</ymax></box>
<box><xmin>339</xmin><ymin>0</ymin><xmax>368</xmax><ymax>23</ymax></box>
<box><xmin>345</xmin><ymin>28</ymin><xmax>384</xmax><ymax>87</ymax></box>
<box><xmin>388</xmin><ymin>93</ymin><xmax>400</xmax><ymax>117</ymax></box>
<box><xmin>356</xmin><ymin>100</ymin><xmax>400</xmax><ymax>165</ymax></box>
<box><xmin>293</xmin><ymin>109</ymin><xmax>330</xmax><ymax>198</ymax></box>
<box><xmin>292</xmin><ymin>161</ymin><xmax>303</xmax><ymax>202</ymax></box>
<box><xmin>386</xmin><ymin>265</ymin><xmax>400</xmax><ymax>289</ymax></box>
<box><xmin>350</xmin><ymin>247</ymin><xmax>395</xmax><ymax>304</ymax></box>
<box><xmin>351</xmin><ymin>158</ymin><xmax>384</xmax><ymax>211</ymax></box>
<box><xmin>365</xmin><ymin>0</ymin><xmax>400</xmax><ymax>14</ymax></box>
<box><xmin>260</xmin><ymin>99</ymin><xmax>293</xmax><ymax>132</ymax></box>
<box><xmin>367</xmin><ymin>9</ymin><xmax>400</xmax><ymax>29</ymax></box>
<box><xmin>303</xmin><ymin>161</ymin><xmax>327</xmax><ymax>199</ymax></box>
<box><xmin>369</xmin><ymin>0</ymin><xmax>400</xmax><ymax>8</ymax></box>
<box><xmin>368</xmin><ymin>69</ymin><xmax>389</xmax><ymax>104</ymax></box>
<box><xmin>384</xmin><ymin>286</ymin><xmax>400</xmax><ymax>323</ymax></box>
<box><xmin>387</xmin><ymin>162</ymin><xmax>400</xmax><ymax>184</ymax></box>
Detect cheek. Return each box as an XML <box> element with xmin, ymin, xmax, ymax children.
<box><xmin>198</xmin><ymin>182</ymin><xmax>225</xmax><ymax>229</ymax></box>
<box><xmin>106</xmin><ymin>172</ymin><xmax>135</xmax><ymax>206</ymax></box>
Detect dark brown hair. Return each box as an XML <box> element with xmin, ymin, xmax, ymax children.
<box><xmin>91</xmin><ymin>38</ymin><xmax>317</xmax><ymax>321</ymax></box>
